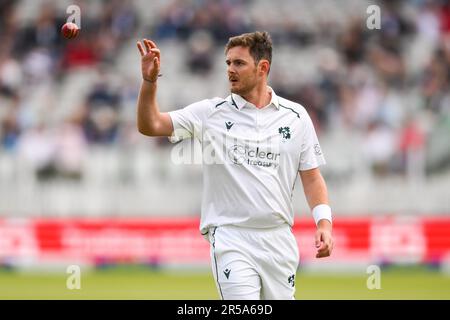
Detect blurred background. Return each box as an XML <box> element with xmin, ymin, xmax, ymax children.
<box><xmin>0</xmin><ymin>0</ymin><xmax>450</xmax><ymax>299</ymax></box>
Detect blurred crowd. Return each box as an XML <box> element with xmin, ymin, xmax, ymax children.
<box><xmin>0</xmin><ymin>0</ymin><xmax>449</xmax><ymax>182</ymax></box>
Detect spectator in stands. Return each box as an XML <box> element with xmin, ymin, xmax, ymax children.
<box><xmin>17</xmin><ymin>121</ymin><xmax>58</xmax><ymax>181</ymax></box>
<box><xmin>363</xmin><ymin>120</ymin><xmax>397</xmax><ymax>177</ymax></box>
<box><xmin>397</xmin><ymin>116</ymin><xmax>425</xmax><ymax>179</ymax></box>
<box><xmin>186</xmin><ymin>30</ymin><xmax>215</xmax><ymax>75</ymax></box>
<box><xmin>55</xmin><ymin>110</ymin><xmax>88</xmax><ymax>180</ymax></box>
<box><xmin>0</xmin><ymin>95</ymin><xmax>21</xmax><ymax>151</ymax></box>
<box><xmin>82</xmin><ymin>79</ymin><xmax>121</xmax><ymax>145</ymax></box>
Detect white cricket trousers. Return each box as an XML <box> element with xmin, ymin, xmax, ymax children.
<box><xmin>207</xmin><ymin>224</ymin><xmax>299</xmax><ymax>300</ymax></box>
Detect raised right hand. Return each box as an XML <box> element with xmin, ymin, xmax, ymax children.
<box><xmin>137</xmin><ymin>39</ymin><xmax>161</xmax><ymax>82</ymax></box>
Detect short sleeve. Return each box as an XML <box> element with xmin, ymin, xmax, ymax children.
<box><xmin>299</xmin><ymin>113</ymin><xmax>326</xmax><ymax>171</ymax></box>
<box><xmin>168</xmin><ymin>99</ymin><xmax>210</xmax><ymax>143</ymax></box>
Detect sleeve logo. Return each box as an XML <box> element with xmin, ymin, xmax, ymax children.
<box><xmin>314</xmin><ymin>144</ymin><xmax>322</xmax><ymax>156</ymax></box>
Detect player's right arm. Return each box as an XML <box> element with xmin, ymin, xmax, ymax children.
<box><xmin>136</xmin><ymin>39</ymin><xmax>173</xmax><ymax>137</ymax></box>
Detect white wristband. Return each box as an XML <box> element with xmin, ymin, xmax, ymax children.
<box><xmin>312</xmin><ymin>204</ymin><xmax>332</xmax><ymax>226</ymax></box>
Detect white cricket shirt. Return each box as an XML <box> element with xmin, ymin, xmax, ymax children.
<box><xmin>168</xmin><ymin>87</ymin><xmax>325</xmax><ymax>235</ymax></box>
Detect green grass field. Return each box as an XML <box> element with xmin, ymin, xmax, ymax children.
<box><xmin>1</xmin><ymin>266</ymin><xmax>449</xmax><ymax>300</ymax></box>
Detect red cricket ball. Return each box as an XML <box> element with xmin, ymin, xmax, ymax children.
<box><xmin>61</xmin><ymin>22</ymin><xmax>79</xmax><ymax>39</ymax></box>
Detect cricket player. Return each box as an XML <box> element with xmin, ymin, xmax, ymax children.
<box><xmin>136</xmin><ymin>31</ymin><xmax>334</xmax><ymax>300</ymax></box>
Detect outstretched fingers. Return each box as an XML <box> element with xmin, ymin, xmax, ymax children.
<box><xmin>137</xmin><ymin>39</ymin><xmax>161</xmax><ymax>63</ymax></box>
<box><xmin>143</xmin><ymin>39</ymin><xmax>152</xmax><ymax>53</ymax></box>
<box><xmin>137</xmin><ymin>41</ymin><xmax>145</xmax><ymax>56</ymax></box>
<box><xmin>146</xmin><ymin>39</ymin><xmax>157</xmax><ymax>49</ymax></box>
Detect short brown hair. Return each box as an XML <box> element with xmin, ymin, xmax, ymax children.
<box><xmin>225</xmin><ymin>31</ymin><xmax>272</xmax><ymax>67</ymax></box>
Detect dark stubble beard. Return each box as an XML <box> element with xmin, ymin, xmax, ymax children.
<box><xmin>230</xmin><ymin>67</ymin><xmax>257</xmax><ymax>97</ymax></box>
<box><xmin>230</xmin><ymin>76</ymin><xmax>257</xmax><ymax>96</ymax></box>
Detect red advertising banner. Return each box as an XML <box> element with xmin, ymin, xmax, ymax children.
<box><xmin>1</xmin><ymin>216</ymin><xmax>449</xmax><ymax>267</ymax></box>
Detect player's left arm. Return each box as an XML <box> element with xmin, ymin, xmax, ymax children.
<box><xmin>299</xmin><ymin>168</ymin><xmax>334</xmax><ymax>258</ymax></box>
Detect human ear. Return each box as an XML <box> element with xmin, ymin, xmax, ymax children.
<box><xmin>258</xmin><ymin>60</ymin><xmax>270</xmax><ymax>75</ymax></box>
